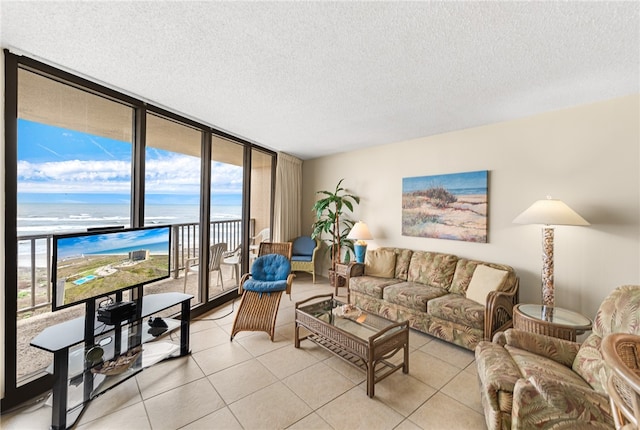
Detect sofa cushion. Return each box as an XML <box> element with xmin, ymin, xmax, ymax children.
<box><xmin>506</xmin><ymin>345</ymin><xmax>593</xmax><ymax>391</ymax></box>
<box><xmin>380</xmin><ymin>247</ymin><xmax>413</xmax><ymax>281</ymax></box>
<box><xmin>428</xmin><ymin>295</ymin><xmax>484</xmax><ymax>330</ymax></box>
<box><xmin>349</xmin><ymin>276</ymin><xmax>401</xmax><ymax>299</ymax></box>
<box><xmin>406</xmin><ymin>251</ymin><xmax>458</xmax><ymax>290</ymax></box>
<box><xmin>592</xmin><ymin>284</ymin><xmax>640</xmax><ymax>338</ymax></box>
<box><xmin>449</xmin><ymin>259</ymin><xmax>479</xmax><ymax>296</ymax></box>
<box><xmin>572</xmin><ymin>334</ymin><xmax>607</xmax><ymax>395</ymax></box>
<box><xmin>451</xmin><ymin>259</ymin><xmax>516</xmax><ymax>296</ymax></box>
<box><xmin>364</xmin><ymin>249</ymin><xmax>396</xmax><ymax>278</ymax></box>
<box><xmin>466</xmin><ymin>265</ymin><xmax>509</xmax><ymax>305</ymax></box>
<box><xmin>383</xmin><ymin>282</ymin><xmax>448</xmax><ymax>312</ymax></box>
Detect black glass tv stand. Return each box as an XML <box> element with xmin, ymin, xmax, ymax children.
<box><xmin>30</xmin><ymin>292</ymin><xmax>193</xmax><ymax>430</ymax></box>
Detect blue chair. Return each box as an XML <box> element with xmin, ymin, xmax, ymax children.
<box><xmin>290</xmin><ymin>236</ymin><xmax>319</xmax><ymax>283</ymax></box>
<box><xmin>231</xmin><ymin>243</ymin><xmax>294</xmax><ymax>341</ymax></box>
<box><xmin>242</xmin><ymin>254</ymin><xmax>292</xmax><ymax>295</ymax></box>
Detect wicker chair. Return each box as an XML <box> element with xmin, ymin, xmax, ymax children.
<box><xmin>257</xmin><ymin>241</ymin><xmax>292</xmax><ymax>261</ymax></box>
<box><xmin>602</xmin><ymin>333</ymin><xmax>640</xmax><ymax>429</ymax></box>
<box><xmin>290</xmin><ymin>236</ymin><xmax>319</xmax><ymax>283</ymax></box>
<box><xmin>230</xmin><ymin>242</ymin><xmax>294</xmax><ymax>341</ymax></box>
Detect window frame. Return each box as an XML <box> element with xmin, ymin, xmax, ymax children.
<box><xmin>2</xmin><ymin>49</ymin><xmax>276</xmax><ymax>412</ymax></box>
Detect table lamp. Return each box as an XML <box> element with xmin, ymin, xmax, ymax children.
<box><xmin>347</xmin><ymin>221</ymin><xmax>373</xmax><ymax>264</ymax></box>
<box><xmin>513</xmin><ymin>196</ymin><xmax>589</xmax><ymax>309</ymax></box>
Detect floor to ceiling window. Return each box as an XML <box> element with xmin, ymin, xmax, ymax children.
<box><xmin>2</xmin><ymin>52</ymin><xmax>277</xmax><ymax>412</ymax></box>
<box><xmin>15</xmin><ymin>68</ymin><xmax>135</xmax><ymax>386</ymax></box>
<box><xmin>145</xmin><ymin>113</ymin><xmax>203</xmax><ymax>305</ymax></box>
<box><xmin>209</xmin><ymin>135</ymin><xmax>244</xmax><ymax>297</ymax></box>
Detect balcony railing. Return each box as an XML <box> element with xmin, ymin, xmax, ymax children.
<box><xmin>17</xmin><ymin>219</ymin><xmax>245</xmax><ymax>315</ymax></box>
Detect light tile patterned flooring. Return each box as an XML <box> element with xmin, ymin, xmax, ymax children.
<box><xmin>3</xmin><ymin>274</ymin><xmax>487</xmax><ymax>429</ymax></box>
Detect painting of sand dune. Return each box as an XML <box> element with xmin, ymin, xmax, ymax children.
<box><xmin>402</xmin><ymin>170</ymin><xmax>488</xmax><ymax>242</ymax></box>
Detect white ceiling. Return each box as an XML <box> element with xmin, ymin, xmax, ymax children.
<box><xmin>1</xmin><ymin>1</ymin><xmax>638</xmax><ymax>160</ymax></box>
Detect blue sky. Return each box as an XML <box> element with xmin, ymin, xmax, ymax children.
<box><xmin>17</xmin><ymin>119</ymin><xmax>243</xmax><ymax>205</ymax></box>
<box><xmin>56</xmin><ymin>227</ymin><xmax>170</xmax><ymax>259</ymax></box>
<box><xmin>403</xmin><ymin>170</ymin><xmax>488</xmax><ymax>194</ymax></box>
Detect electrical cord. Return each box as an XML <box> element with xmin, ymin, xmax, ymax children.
<box><xmin>94</xmin><ymin>321</ymin><xmax>109</xmax><ymax>336</ymax></box>
<box><xmin>195</xmin><ymin>297</ymin><xmax>237</xmax><ymax>321</ymax></box>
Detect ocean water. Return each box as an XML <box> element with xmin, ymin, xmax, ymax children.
<box><xmin>18</xmin><ymin>202</ymin><xmax>241</xmax><ymax>236</ymax></box>
<box><xmin>17</xmin><ymin>202</ymin><xmax>242</xmax><ymax>267</ymax></box>
<box><xmin>402</xmin><ymin>171</ymin><xmax>488</xmax><ymax>196</ymax></box>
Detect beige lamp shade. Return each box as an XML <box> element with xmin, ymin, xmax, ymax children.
<box><xmin>513</xmin><ymin>197</ymin><xmax>590</xmax><ymax>226</ymax></box>
<box><xmin>347</xmin><ymin>221</ymin><xmax>373</xmax><ymax>241</ymax></box>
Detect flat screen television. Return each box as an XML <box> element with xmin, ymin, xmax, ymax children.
<box><xmin>52</xmin><ymin>225</ymin><xmax>171</xmax><ymax>311</ymax></box>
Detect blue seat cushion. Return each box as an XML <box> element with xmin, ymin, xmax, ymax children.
<box><xmin>243</xmin><ymin>278</ymin><xmax>288</xmax><ymax>293</ymax></box>
<box><xmin>292</xmin><ymin>236</ymin><xmax>316</xmax><ymax>257</ymax></box>
<box><xmin>251</xmin><ymin>254</ymin><xmax>291</xmax><ymax>281</ymax></box>
<box><xmin>291</xmin><ymin>255</ymin><xmax>312</xmax><ymax>262</ymax></box>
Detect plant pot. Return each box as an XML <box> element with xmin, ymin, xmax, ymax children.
<box><xmin>329</xmin><ymin>270</ymin><xmax>345</xmax><ymax>288</ymax></box>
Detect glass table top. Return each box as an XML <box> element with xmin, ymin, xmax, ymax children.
<box><xmin>297</xmin><ymin>298</ymin><xmax>402</xmax><ymax>340</ymax></box>
<box><xmin>518</xmin><ymin>304</ymin><xmax>592</xmax><ymax>328</ymax></box>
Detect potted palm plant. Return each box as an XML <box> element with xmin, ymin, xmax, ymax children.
<box><xmin>311</xmin><ymin>179</ymin><xmax>360</xmax><ymax>287</ymax></box>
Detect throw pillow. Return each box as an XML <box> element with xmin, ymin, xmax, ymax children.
<box><xmin>364</xmin><ymin>249</ymin><xmax>396</xmax><ymax>278</ymax></box>
<box><xmin>466</xmin><ymin>264</ymin><xmax>508</xmax><ymax>305</ymax></box>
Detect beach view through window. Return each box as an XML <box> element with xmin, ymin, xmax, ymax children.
<box><xmin>16</xmin><ymin>117</ymin><xmax>242</xmax><ymax>380</ymax></box>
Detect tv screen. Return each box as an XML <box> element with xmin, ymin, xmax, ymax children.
<box><xmin>52</xmin><ymin>225</ymin><xmax>171</xmax><ymax>311</ymax></box>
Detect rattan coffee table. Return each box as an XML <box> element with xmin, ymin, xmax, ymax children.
<box><xmin>294</xmin><ymin>294</ymin><xmax>409</xmax><ymax>397</ymax></box>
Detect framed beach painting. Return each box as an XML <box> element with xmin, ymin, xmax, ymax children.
<box><xmin>402</xmin><ymin>170</ymin><xmax>488</xmax><ymax>243</ymax></box>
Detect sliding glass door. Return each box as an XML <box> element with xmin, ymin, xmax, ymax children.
<box><xmin>209</xmin><ymin>136</ymin><xmax>244</xmax><ymax>296</ymax></box>
<box><xmin>15</xmin><ymin>68</ymin><xmax>135</xmax><ymax>385</ymax></box>
<box><xmin>145</xmin><ymin>114</ymin><xmax>203</xmax><ymax>304</ymax></box>
<box><xmin>3</xmin><ymin>51</ymin><xmax>276</xmax><ymax>412</ymax></box>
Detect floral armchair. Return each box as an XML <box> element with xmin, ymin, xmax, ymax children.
<box><xmin>475</xmin><ymin>285</ymin><xmax>640</xmax><ymax>430</ymax></box>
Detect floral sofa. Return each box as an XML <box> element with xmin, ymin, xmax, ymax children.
<box><xmin>475</xmin><ymin>285</ymin><xmax>640</xmax><ymax>430</ymax></box>
<box><xmin>344</xmin><ymin>247</ymin><xmax>519</xmax><ymax>350</ymax></box>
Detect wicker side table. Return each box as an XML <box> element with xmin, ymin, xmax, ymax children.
<box><xmin>334</xmin><ymin>262</ymin><xmax>364</xmax><ymax>299</ymax></box>
<box><xmin>513</xmin><ymin>304</ymin><xmax>592</xmax><ymax>341</ymax></box>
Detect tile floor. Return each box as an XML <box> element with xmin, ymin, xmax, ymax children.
<box><xmin>3</xmin><ymin>274</ymin><xmax>487</xmax><ymax>429</ymax></box>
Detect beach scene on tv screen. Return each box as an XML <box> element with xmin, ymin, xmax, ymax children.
<box><xmin>55</xmin><ymin>228</ymin><xmax>170</xmax><ymax>307</ymax></box>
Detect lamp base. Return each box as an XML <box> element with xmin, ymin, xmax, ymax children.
<box><xmin>542</xmin><ymin>227</ymin><xmax>555</xmax><ymax>307</ymax></box>
<box><xmin>354</xmin><ymin>244</ymin><xmax>367</xmax><ymax>264</ymax></box>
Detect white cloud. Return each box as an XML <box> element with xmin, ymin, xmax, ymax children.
<box><xmin>18</xmin><ymin>153</ymin><xmax>243</xmax><ymax>195</ymax></box>
<box><xmin>18</xmin><ymin>159</ymin><xmax>130</xmax><ymax>181</ymax></box>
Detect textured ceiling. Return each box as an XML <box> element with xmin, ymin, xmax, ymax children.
<box><xmin>1</xmin><ymin>1</ymin><xmax>638</xmax><ymax>160</ymax></box>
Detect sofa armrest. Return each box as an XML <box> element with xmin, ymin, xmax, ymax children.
<box><xmin>503</xmin><ymin>329</ymin><xmax>581</xmax><ymax>368</ymax></box>
<box><xmin>484</xmin><ymin>278</ymin><xmax>519</xmax><ymax>340</ymax></box>
<box><xmin>346</xmin><ymin>262</ymin><xmax>365</xmax><ymax>278</ymax></box>
<box><xmin>513</xmin><ymin>375</ymin><xmax>613</xmax><ymax>428</ymax></box>
<box><xmin>344</xmin><ymin>262</ymin><xmax>365</xmax><ymax>302</ymax></box>
<box><xmin>475</xmin><ymin>341</ymin><xmax>523</xmax><ymax>412</ymax></box>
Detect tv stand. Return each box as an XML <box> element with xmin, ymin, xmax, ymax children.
<box><xmin>30</xmin><ymin>292</ymin><xmax>192</xmax><ymax>430</ymax></box>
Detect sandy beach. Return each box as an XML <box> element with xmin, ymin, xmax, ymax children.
<box><xmin>402</xmin><ymin>194</ymin><xmax>487</xmax><ymax>242</ymax></box>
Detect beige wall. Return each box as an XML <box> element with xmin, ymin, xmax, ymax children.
<box><xmin>302</xmin><ymin>94</ymin><xmax>640</xmax><ymax>320</ymax></box>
